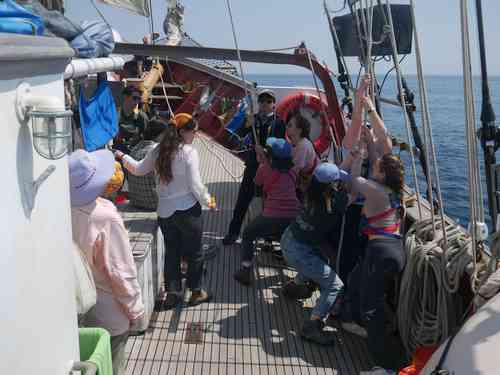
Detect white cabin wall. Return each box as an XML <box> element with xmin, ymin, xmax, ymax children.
<box><xmin>0</xmin><ymin>74</ymin><xmax>78</xmax><ymax>374</ymax></box>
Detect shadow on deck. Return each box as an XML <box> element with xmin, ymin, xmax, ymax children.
<box><xmin>124</xmin><ymin>137</ymin><xmax>376</xmax><ymax>375</ymax></box>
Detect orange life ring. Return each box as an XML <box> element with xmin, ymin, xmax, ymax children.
<box><xmin>276</xmin><ymin>92</ymin><xmax>334</xmax><ymax>155</ymax></box>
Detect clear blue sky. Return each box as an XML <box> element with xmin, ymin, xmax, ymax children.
<box><xmin>66</xmin><ymin>0</ymin><xmax>500</xmax><ymax>76</ymax></box>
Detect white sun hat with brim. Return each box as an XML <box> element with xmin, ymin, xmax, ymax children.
<box><xmin>69</xmin><ymin>149</ymin><xmax>115</xmax><ymax>207</ymax></box>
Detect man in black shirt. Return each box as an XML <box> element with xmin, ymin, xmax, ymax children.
<box><xmin>114</xmin><ymin>86</ymin><xmax>149</xmax><ymax>153</ymax></box>
<box><xmin>223</xmin><ymin>89</ymin><xmax>286</xmax><ymax>245</ymax></box>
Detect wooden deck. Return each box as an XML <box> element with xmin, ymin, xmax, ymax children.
<box><xmin>124</xmin><ymin>135</ymin><xmax>374</xmax><ymax>375</ymax></box>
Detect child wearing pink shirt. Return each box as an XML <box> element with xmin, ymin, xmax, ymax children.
<box><xmin>233</xmin><ymin>138</ymin><xmax>300</xmax><ymax>286</ymax></box>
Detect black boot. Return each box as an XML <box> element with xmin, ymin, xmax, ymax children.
<box><xmin>233</xmin><ymin>266</ymin><xmax>253</xmax><ymax>286</ymax></box>
<box><xmin>300</xmin><ymin>319</ymin><xmax>336</xmax><ymax>345</ymax></box>
<box><xmin>282</xmin><ymin>281</ymin><xmax>314</xmax><ymax>300</ymax></box>
<box><xmin>160</xmin><ymin>293</ymin><xmax>182</xmax><ymax>311</ymax></box>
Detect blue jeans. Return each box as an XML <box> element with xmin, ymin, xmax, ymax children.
<box><xmin>281</xmin><ymin>228</ymin><xmax>344</xmax><ymax>319</ymax></box>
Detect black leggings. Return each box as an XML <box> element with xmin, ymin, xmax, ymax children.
<box><xmin>241</xmin><ymin>215</ymin><xmax>293</xmax><ymax>263</ymax></box>
<box><xmin>228</xmin><ymin>164</ymin><xmax>258</xmax><ymax>235</ymax></box>
<box><xmin>345</xmin><ymin>238</ymin><xmax>406</xmax><ymax>369</ymax></box>
<box><xmin>158</xmin><ymin>203</ymin><xmax>203</xmax><ymax>292</ymax></box>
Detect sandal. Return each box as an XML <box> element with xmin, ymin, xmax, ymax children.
<box><xmin>188</xmin><ymin>289</ymin><xmax>212</xmax><ymax>306</ymax></box>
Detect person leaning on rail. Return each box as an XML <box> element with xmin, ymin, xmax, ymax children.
<box><xmin>115</xmin><ymin>113</ymin><xmax>216</xmax><ymax>310</ymax></box>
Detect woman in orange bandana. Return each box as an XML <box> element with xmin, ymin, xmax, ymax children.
<box><xmin>115</xmin><ymin>113</ymin><xmax>215</xmax><ymax>309</ymax></box>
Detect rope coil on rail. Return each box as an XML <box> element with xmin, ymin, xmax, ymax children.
<box><xmin>398</xmin><ymin>219</ymin><xmax>474</xmax><ymax>355</ymax></box>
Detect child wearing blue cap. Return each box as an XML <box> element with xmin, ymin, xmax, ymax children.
<box><xmin>280</xmin><ymin>162</ymin><xmax>351</xmax><ymax>345</ymax></box>
<box><xmin>234</xmin><ymin>137</ymin><xmax>300</xmax><ymax>286</ymax></box>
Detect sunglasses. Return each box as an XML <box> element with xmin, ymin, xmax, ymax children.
<box><xmin>259</xmin><ymin>99</ymin><xmax>274</xmax><ymax>104</ymax></box>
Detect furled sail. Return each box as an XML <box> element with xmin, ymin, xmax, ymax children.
<box><xmin>98</xmin><ymin>0</ymin><xmax>150</xmax><ymax>17</ymax></box>
<box><xmin>163</xmin><ymin>0</ymin><xmax>184</xmax><ymax>46</ymax></box>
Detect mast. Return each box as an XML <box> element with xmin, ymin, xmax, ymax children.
<box><xmin>475</xmin><ymin>0</ymin><xmax>498</xmax><ymax>230</ymax></box>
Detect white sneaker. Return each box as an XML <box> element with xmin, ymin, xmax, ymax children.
<box><xmin>341</xmin><ymin>321</ymin><xmax>368</xmax><ymax>339</ymax></box>
<box><xmin>359</xmin><ymin>367</ymin><xmax>396</xmax><ymax>375</ymax></box>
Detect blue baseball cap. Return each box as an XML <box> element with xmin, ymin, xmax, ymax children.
<box><xmin>266</xmin><ymin>137</ymin><xmax>292</xmax><ymax>159</ymax></box>
<box><xmin>313</xmin><ymin>163</ymin><xmax>350</xmax><ymax>183</ymax></box>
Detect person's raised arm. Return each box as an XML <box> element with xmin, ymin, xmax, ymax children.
<box><xmin>116</xmin><ymin>146</ymin><xmax>156</xmax><ymax>176</ymax></box>
<box><xmin>340</xmin><ymin>149</ymin><xmax>362</xmax><ymax>204</ymax></box>
<box><xmin>362</xmin><ymin>95</ymin><xmax>392</xmax><ymax>155</ymax></box>
<box><xmin>343</xmin><ymin>74</ymin><xmax>370</xmax><ymax>150</ymax></box>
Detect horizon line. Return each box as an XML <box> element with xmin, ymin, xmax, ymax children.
<box><xmin>246</xmin><ymin>73</ymin><xmax>500</xmax><ymax>77</ymax></box>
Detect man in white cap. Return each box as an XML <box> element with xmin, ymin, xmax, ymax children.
<box><xmin>223</xmin><ymin>89</ymin><xmax>286</xmax><ymax>245</ymax></box>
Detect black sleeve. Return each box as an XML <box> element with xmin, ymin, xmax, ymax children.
<box><xmin>141</xmin><ymin>112</ymin><xmax>150</xmax><ymax>129</ymax></box>
<box><xmin>237</xmin><ymin>123</ymin><xmax>253</xmax><ymax>139</ymax></box>
<box><xmin>273</xmin><ymin>118</ymin><xmax>287</xmax><ymax>139</ymax></box>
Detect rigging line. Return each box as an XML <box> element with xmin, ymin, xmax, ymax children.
<box><xmin>90</xmin><ymin>0</ymin><xmax>113</xmax><ymax>31</ymax></box>
<box><xmin>384</xmin><ymin>0</ymin><xmax>422</xmax><ymax>219</ymax></box>
<box><xmin>460</xmin><ymin>0</ymin><xmax>481</xmax><ymax>289</ymax></box>
<box><xmin>359</xmin><ymin>0</ymin><xmax>370</xmax><ymax>71</ymax></box>
<box><xmin>355</xmin><ymin>65</ymin><xmax>363</xmax><ymax>88</ymax></box>
<box><xmin>253</xmin><ymin>45</ymin><xmax>300</xmax><ymax>52</ymax></box>
<box><xmin>409</xmin><ymin>0</ymin><xmax>439</xmax><ymax>240</ymax></box>
<box><xmin>475</xmin><ymin>0</ymin><xmax>496</xmax><ymax>230</ymax></box>
<box><xmin>377</xmin><ymin>55</ymin><xmax>407</xmax><ymax>95</ymax></box>
<box><xmin>303</xmin><ymin>41</ymin><xmax>340</xmax><ymax>163</ymax></box>
<box><xmin>197</xmin><ymin>135</ymin><xmax>243</xmax><ymax>181</ymax></box>
<box><xmin>349</xmin><ymin>1</ymin><xmax>367</xmax><ymax>67</ymax></box>
<box><xmin>357</xmin><ymin>0</ymin><xmax>376</xmax><ymax>133</ymax></box>
<box><xmin>224</xmin><ymin>0</ymin><xmax>257</xmax><ymax>143</ymax></box>
<box><xmin>148</xmin><ymin>0</ymin><xmax>155</xmax><ymax>44</ymax></box>
<box><xmin>158</xmin><ymin>63</ymin><xmax>174</xmax><ymax>116</ymax></box>
<box><xmin>324</xmin><ymin>1</ymin><xmax>354</xmax><ymax>117</ymax></box>
<box><xmin>324</xmin><ymin>0</ymin><xmax>353</xmax><ymax>91</ymax></box>
<box><xmin>327</xmin><ymin>0</ymin><xmax>348</xmax><ymax>13</ymax></box>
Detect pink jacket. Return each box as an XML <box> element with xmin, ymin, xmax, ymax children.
<box><xmin>72</xmin><ymin>198</ymin><xmax>144</xmax><ymax>336</ymax></box>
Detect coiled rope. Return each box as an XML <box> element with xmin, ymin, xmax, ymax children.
<box><xmin>396</xmin><ymin>0</ymin><xmax>490</xmax><ymax>357</ymax></box>
<box><xmin>398</xmin><ymin>218</ymin><xmax>473</xmax><ymax>355</ymax></box>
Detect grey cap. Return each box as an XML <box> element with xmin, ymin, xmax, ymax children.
<box><xmin>257</xmin><ymin>88</ymin><xmax>276</xmax><ymax>102</ymax></box>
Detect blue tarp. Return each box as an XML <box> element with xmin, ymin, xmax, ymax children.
<box><xmin>79</xmin><ymin>80</ymin><xmax>118</xmax><ymax>151</ymax></box>
<box><xmin>226</xmin><ymin>98</ymin><xmax>248</xmax><ymax>136</ymax></box>
<box><xmin>0</xmin><ymin>0</ymin><xmax>44</xmax><ymax>36</ymax></box>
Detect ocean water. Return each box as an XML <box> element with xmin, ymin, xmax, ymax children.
<box><xmin>248</xmin><ymin>73</ymin><xmax>500</xmax><ymax>228</ymax></box>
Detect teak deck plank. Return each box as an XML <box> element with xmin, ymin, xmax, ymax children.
<box><xmin>124</xmin><ymin>135</ymin><xmax>373</xmax><ymax>374</ymax></box>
